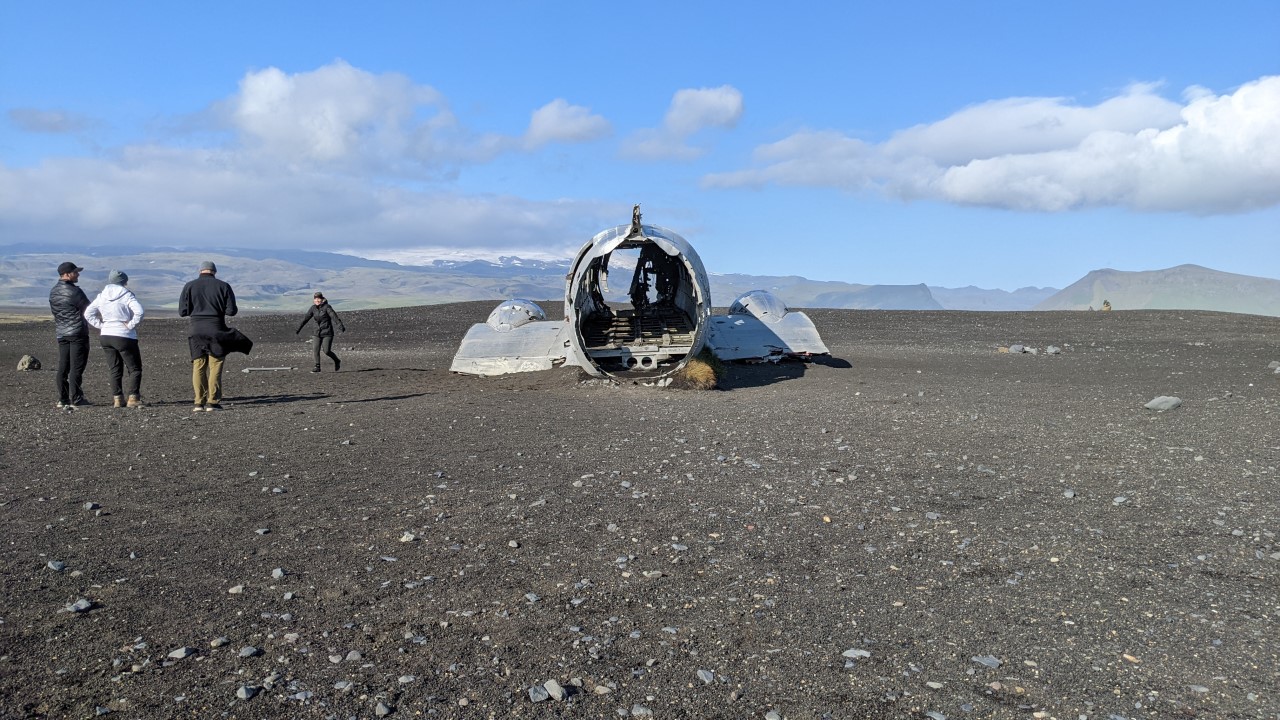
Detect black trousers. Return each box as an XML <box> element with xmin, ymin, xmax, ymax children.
<box><xmin>100</xmin><ymin>335</ymin><xmax>143</xmax><ymax>397</ymax></box>
<box><xmin>56</xmin><ymin>335</ymin><xmax>90</xmax><ymax>404</ymax></box>
<box><xmin>312</xmin><ymin>334</ymin><xmax>339</xmax><ymax>369</ymax></box>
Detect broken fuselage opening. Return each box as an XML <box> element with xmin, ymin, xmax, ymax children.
<box><xmin>566</xmin><ymin>222</ymin><xmax>711</xmax><ymax>378</ymax></box>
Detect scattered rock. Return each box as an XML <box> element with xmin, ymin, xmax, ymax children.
<box><xmin>17</xmin><ymin>355</ymin><xmax>41</xmax><ymax>371</ymax></box>
<box><xmin>971</xmin><ymin>654</ymin><xmax>1002</xmax><ymax>668</ymax></box>
<box><xmin>1144</xmin><ymin>396</ymin><xmax>1183</xmax><ymax>411</ymax></box>
<box><xmin>235</xmin><ymin>685</ymin><xmax>258</xmax><ymax>700</ymax></box>
<box><xmin>166</xmin><ymin>647</ymin><xmax>195</xmax><ymax>660</ymax></box>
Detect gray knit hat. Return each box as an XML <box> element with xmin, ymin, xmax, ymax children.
<box><xmin>107</xmin><ymin>269</ymin><xmax>128</xmax><ymax>286</ymax></box>
<box><xmin>199</xmin><ymin>260</ymin><xmax>217</xmax><ymax>273</ymax></box>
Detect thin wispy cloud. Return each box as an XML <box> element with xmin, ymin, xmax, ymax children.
<box><xmin>8</xmin><ymin>108</ymin><xmax>96</xmax><ymax>134</ymax></box>
<box><xmin>621</xmin><ymin>85</ymin><xmax>743</xmax><ymax>161</ymax></box>
<box><xmin>705</xmin><ymin>76</ymin><xmax>1280</xmax><ymax>214</ymax></box>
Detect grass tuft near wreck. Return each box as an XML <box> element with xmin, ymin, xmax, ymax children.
<box><xmin>670</xmin><ymin>348</ymin><xmax>724</xmax><ymax>390</ymax></box>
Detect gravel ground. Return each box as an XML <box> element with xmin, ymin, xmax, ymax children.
<box><xmin>1</xmin><ymin>303</ymin><xmax>1277</xmax><ymax>720</ymax></box>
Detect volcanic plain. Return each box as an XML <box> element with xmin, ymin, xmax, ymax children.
<box><xmin>1</xmin><ymin>302</ymin><xmax>1277</xmax><ymax>720</ymax></box>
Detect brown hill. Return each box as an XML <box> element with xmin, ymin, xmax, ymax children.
<box><xmin>1035</xmin><ymin>264</ymin><xmax>1280</xmax><ymax>316</ymax></box>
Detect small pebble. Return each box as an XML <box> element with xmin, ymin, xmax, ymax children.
<box><xmin>972</xmin><ymin>654</ymin><xmax>1001</xmax><ymax>668</ymax></box>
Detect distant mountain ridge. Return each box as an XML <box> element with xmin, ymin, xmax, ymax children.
<box><xmin>1034</xmin><ymin>264</ymin><xmax>1280</xmax><ymax>316</ymax></box>
<box><xmin>2</xmin><ymin>245</ymin><xmax>1276</xmax><ymax>316</ymax></box>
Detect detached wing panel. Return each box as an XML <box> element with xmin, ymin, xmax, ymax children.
<box><xmin>707</xmin><ymin>312</ymin><xmax>829</xmax><ymax>361</ymax></box>
<box><xmin>449</xmin><ymin>321</ymin><xmax>575</xmax><ymax>375</ymax></box>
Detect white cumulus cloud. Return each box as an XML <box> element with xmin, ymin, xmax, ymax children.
<box><xmin>622</xmin><ymin>85</ymin><xmax>743</xmax><ymax>161</ymax></box>
<box><xmin>524</xmin><ymin>99</ymin><xmax>611</xmax><ymax>148</ymax></box>
<box><xmin>0</xmin><ymin>60</ymin><xmax>627</xmax><ymax>258</ymax></box>
<box><xmin>705</xmin><ymin>76</ymin><xmax>1280</xmax><ymax>214</ymax></box>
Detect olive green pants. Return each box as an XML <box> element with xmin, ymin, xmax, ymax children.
<box><xmin>192</xmin><ymin>354</ymin><xmax>225</xmax><ymax>406</ymax></box>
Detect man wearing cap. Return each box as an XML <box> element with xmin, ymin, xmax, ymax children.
<box><xmin>179</xmin><ymin>261</ymin><xmax>246</xmax><ymax>412</ymax></box>
<box><xmin>84</xmin><ymin>269</ymin><xmax>146</xmax><ymax>408</ymax></box>
<box><xmin>49</xmin><ymin>261</ymin><xmax>92</xmax><ymax>408</ymax></box>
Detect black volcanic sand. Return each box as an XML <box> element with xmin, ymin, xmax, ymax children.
<box><xmin>1</xmin><ymin>303</ymin><xmax>1277</xmax><ymax>720</ymax></box>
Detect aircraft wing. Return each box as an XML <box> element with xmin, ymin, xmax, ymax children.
<box><xmin>449</xmin><ymin>320</ymin><xmax>575</xmax><ymax>375</ymax></box>
<box><xmin>706</xmin><ymin>311</ymin><xmax>829</xmax><ymax>361</ymax></box>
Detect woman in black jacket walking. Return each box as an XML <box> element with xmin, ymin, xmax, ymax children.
<box><xmin>296</xmin><ymin>292</ymin><xmax>346</xmax><ymax>372</ymax></box>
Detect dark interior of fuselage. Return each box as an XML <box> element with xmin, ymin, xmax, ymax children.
<box><xmin>579</xmin><ymin>242</ymin><xmax>696</xmax><ymax>369</ymax></box>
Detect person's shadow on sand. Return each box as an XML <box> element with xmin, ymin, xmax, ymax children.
<box><xmin>229</xmin><ymin>393</ymin><xmax>328</xmax><ymax>406</ymax></box>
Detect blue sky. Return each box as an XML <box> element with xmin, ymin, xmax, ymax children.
<box><xmin>2</xmin><ymin>2</ymin><xmax>1277</xmax><ymax>290</ymax></box>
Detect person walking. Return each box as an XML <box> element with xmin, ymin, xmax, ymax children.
<box><xmin>49</xmin><ymin>261</ymin><xmax>92</xmax><ymax>408</ymax></box>
<box><xmin>296</xmin><ymin>291</ymin><xmax>346</xmax><ymax>372</ymax></box>
<box><xmin>84</xmin><ymin>270</ymin><xmax>146</xmax><ymax>408</ymax></box>
<box><xmin>179</xmin><ymin>261</ymin><xmax>250</xmax><ymax>412</ymax></box>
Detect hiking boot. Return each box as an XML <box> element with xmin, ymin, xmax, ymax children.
<box><xmin>193</xmin><ymin>404</ymin><xmax>205</xmax><ymax>413</ymax></box>
<box><xmin>113</xmin><ymin>395</ymin><xmax>126</xmax><ymax>408</ymax></box>
<box><xmin>333</xmin><ymin>358</ymin><xmax>341</xmax><ymax>372</ymax></box>
<box><xmin>311</xmin><ymin>367</ymin><xmax>321</xmax><ymax>373</ymax></box>
<box><xmin>204</xmin><ymin>404</ymin><xmax>223</xmax><ymax>412</ymax></box>
<box><xmin>127</xmin><ymin>395</ymin><xmax>144</xmax><ymax>408</ymax></box>
<box><xmin>56</xmin><ymin>400</ymin><xmax>68</xmax><ymax>409</ymax></box>
<box><xmin>71</xmin><ymin>399</ymin><xmax>92</xmax><ymax>407</ymax></box>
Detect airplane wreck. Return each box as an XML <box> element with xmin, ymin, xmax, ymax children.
<box><xmin>450</xmin><ymin>206</ymin><xmax>829</xmax><ymax>379</ymax></box>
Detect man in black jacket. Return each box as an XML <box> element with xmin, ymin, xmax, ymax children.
<box><xmin>296</xmin><ymin>291</ymin><xmax>346</xmax><ymax>372</ymax></box>
<box><xmin>179</xmin><ymin>261</ymin><xmax>242</xmax><ymax>412</ymax></box>
<box><xmin>49</xmin><ymin>261</ymin><xmax>92</xmax><ymax>408</ymax></box>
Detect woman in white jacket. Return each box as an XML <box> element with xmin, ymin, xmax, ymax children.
<box><xmin>84</xmin><ymin>269</ymin><xmax>146</xmax><ymax>408</ymax></box>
